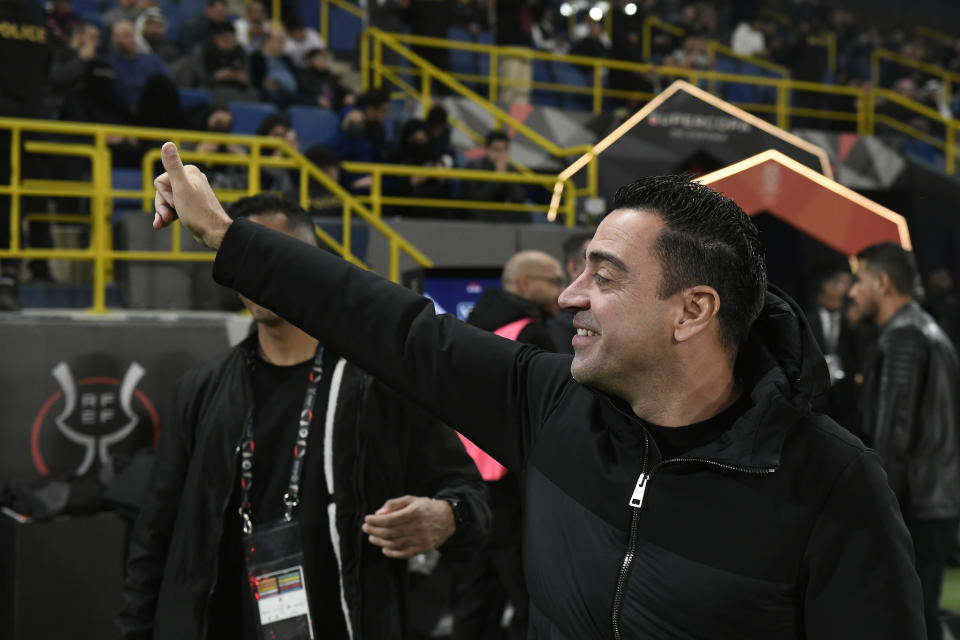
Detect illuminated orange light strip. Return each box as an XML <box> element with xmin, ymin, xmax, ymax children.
<box><xmin>697</xmin><ymin>149</ymin><xmax>912</xmax><ymax>251</ymax></box>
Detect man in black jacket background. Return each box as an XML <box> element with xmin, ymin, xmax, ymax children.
<box><xmin>118</xmin><ymin>194</ymin><xmax>490</xmax><ymax>640</ymax></box>
<box><xmin>152</xmin><ymin>143</ymin><xmax>926</xmax><ymax>639</ymax></box>
<box><xmin>850</xmin><ymin>242</ymin><xmax>960</xmax><ymax>640</ymax></box>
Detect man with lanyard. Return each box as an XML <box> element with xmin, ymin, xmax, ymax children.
<box><xmin>118</xmin><ymin>194</ymin><xmax>490</xmax><ymax>640</ymax></box>
<box><xmin>151</xmin><ymin>144</ymin><xmax>925</xmax><ymax>638</ymax></box>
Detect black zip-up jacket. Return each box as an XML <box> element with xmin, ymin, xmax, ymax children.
<box><xmin>116</xmin><ymin>333</ymin><xmax>490</xmax><ymax>640</ymax></box>
<box><xmin>858</xmin><ymin>300</ymin><xmax>960</xmax><ymax>520</ymax></box>
<box><xmin>212</xmin><ymin>218</ymin><xmax>925</xmax><ymax>639</ymax></box>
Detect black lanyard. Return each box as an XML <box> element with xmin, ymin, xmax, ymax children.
<box><xmin>239</xmin><ymin>346</ymin><xmax>325</xmax><ymax>534</ymax></box>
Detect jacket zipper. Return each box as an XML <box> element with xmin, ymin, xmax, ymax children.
<box><xmin>200</xmin><ymin>411</ymin><xmax>249</xmax><ymax>640</ymax></box>
<box><xmin>609</xmin><ymin>436</ymin><xmax>776</xmax><ymax>640</ymax></box>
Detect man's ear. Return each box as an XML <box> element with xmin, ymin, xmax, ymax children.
<box><xmin>674</xmin><ymin>286</ymin><xmax>720</xmax><ymax>343</ymax></box>
<box><xmin>876</xmin><ymin>271</ymin><xmax>893</xmax><ymax>296</ymax></box>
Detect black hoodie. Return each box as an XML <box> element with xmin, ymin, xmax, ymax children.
<box><xmin>214</xmin><ymin>218</ymin><xmax>925</xmax><ymax>639</ymax></box>
<box><xmin>466</xmin><ymin>287</ymin><xmax>556</xmax><ymax>351</ymax></box>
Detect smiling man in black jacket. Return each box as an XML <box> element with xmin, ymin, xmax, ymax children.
<box><xmin>152</xmin><ymin>142</ymin><xmax>925</xmax><ymax>639</ymax></box>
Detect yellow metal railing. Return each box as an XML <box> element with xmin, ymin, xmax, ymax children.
<box><xmin>914</xmin><ymin>26</ymin><xmax>955</xmax><ymax>48</ymax></box>
<box><xmin>0</xmin><ymin>118</ymin><xmax>433</xmax><ymax>312</ymax></box>
<box><xmin>872</xmin><ymin>48</ymin><xmax>960</xmax><ymax>104</ymax></box>
<box><xmin>363</xmin><ymin>29</ymin><xmax>960</xmax><ymax>177</ymax></box>
<box><xmin>340</xmin><ymin>162</ymin><xmax>578</xmax><ymax>226</ymax></box>
<box><xmin>365</xmin><ymin>28</ymin><xmax>863</xmax><ymax>132</ymax></box>
<box><xmin>320</xmin><ymin>0</ymin><xmax>365</xmax><ymax>52</ymax></box>
<box><xmin>641</xmin><ymin>16</ymin><xmax>789</xmax><ymax>78</ymax></box>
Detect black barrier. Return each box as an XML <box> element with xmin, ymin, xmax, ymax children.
<box><xmin>0</xmin><ymin>312</ymin><xmax>251</xmax><ymax>485</ymax></box>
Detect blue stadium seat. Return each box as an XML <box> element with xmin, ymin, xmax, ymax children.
<box><xmin>448</xmin><ymin>27</ymin><xmax>471</xmax><ymax>42</ymax></box>
<box><xmin>179</xmin><ymin>88</ymin><xmax>212</xmax><ymax>110</ymax></box>
<box><xmin>229</xmin><ymin>101</ymin><xmax>278</xmax><ymax>135</ymax></box>
<box><xmin>329</xmin><ymin>6</ymin><xmax>362</xmax><ymax>53</ymax></box>
<box><xmin>112</xmin><ymin>167</ymin><xmax>145</xmax><ymax>216</ymax></box>
<box><xmin>475</xmin><ymin>32</ymin><xmax>493</xmax><ymax>46</ymax></box>
<box><xmin>289</xmin><ymin>105</ymin><xmax>340</xmax><ymax>149</ymax></box>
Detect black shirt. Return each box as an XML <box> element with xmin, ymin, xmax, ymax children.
<box><xmin>209</xmin><ymin>352</ymin><xmax>348</xmax><ymax>640</ymax></box>
<box><xmin>646</xmin><ymin>391</ymin><xmax>752</xmax><ymax>461</ymax></box>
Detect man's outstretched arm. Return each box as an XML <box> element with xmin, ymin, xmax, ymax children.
<box><xmin>153</xmin><ymin>143</ymin><xmax>572</xmax><ymax>470</ymax></box>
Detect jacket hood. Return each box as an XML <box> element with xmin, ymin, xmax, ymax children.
<box><xmin>688</xmin><ymin>284</ymin><xmax>831</xmax><ymax>469</ymax></box>
<box><xmin>466</xmin><ymin>288</ymin><xmax>546</xmax><ymax>332</ymax></box>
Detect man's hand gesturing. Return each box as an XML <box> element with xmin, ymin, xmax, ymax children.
<box><xmin>153</xmin><ymin>142</ymin><xmax>232</xmax><ymax>249</ymax></box>
<box><xmin>361</xmin><ymin>496</ymin><xmax>456</xmax><ymax>559</ymax></box>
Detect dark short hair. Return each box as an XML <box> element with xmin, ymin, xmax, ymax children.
<box><xmin>426</xmin><ymin>105</ymin><xmax>448</xmax><ymax>126</ymax></box>
<box><xmin>209</xmin><ymin>20</ymin><xmax>235</xmax><ymax>36</ymax></box>
<box><xmin>611</xmin><ymin>175</ymin><xmax>767</xmax><ymax>353</ymax></box>
<box><xmin>305</xmin><ymin>144</ymin><xmax>338</xmax><ymax>169</ymax></box>
<box><xmin>485</xmin><ymin>130</ymin><xmax>509</xmax><ymax>147</ymax></box>
<box><xmin>228</xmin><ymin>194</ymin><xmax>317</xmax><ymax>246</ymax></box>
<box><xmin>255</xmin><ymin>113</ymin><xmax>290</xmax><ymax>136</ymax></box>
<box><xmin>562</xmin><ymin>232</ymin><xmax>593</xmax><ymax>265</ymax></box>
<box><xmin>358</xmin><ymin>88</ymin><xmax>390</xmax><ymax>109</ymax></box>
<box><xmin>857</xmin><ymin>242</ymin><xmax>917</xmax><ymax>296</ymax></box>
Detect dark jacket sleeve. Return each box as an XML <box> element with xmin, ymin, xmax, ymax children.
<box><xmin>801</xmin><ymin>451</ymin><xmax>925</xmax><ymax>639</ymax></box>
<box><xmin>213</xmin><ymin>218</ymin><xmax>571</xmax><ymax>472</ymax></box>
<box><xmin>115</xmin><ymin>373</ymin><xmax>199</xmax><ymax>639</ymax></box>
<box><xmin>871</xmin><ymin>328</ymin><xmax>928</xmax><ymax>499</ymax></box>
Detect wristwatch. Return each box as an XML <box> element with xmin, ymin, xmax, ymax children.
<box><xmin>441</xmin><ymin>496</ymin><xmax>472</xmax><ymax>531</ymax></box>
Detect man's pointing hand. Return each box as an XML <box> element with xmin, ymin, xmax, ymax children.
<box><xmin>153</xmin><ymin>142</ymin><xmax>232</xmax><ymax>249</ymax></box>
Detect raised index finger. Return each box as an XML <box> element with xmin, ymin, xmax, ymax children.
<box><xmin>160</xmin><ymin>142</ymin><xmax>186</xmax><ymax>187</ymax></box>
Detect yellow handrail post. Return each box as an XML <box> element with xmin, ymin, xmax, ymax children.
<box><xmin>422</xmin><ymin>71</ymin><xmax>433</xmax><ymax>114</ymax></box>
<box><xmin>856</xmin><ymin>86</ymin><xmax>866</xmax><ymax>135</ymax></box>
<box><xmin>776</xmin><ymin>82</ymin><xmax>789</xmax><ymax>130</ymax></box>
<box><xmin>90</xmin><ymin>135</ymin><xmax>109</xmax><ymax>313</ymax></box>
<box><xmin>342</xmin><ymin>202</ymin><xmax>352</xmax><ymax>256</ymax></box>
<box><xmin>271</xmin><ymin>0</ymin><xmax>281</xmax><ymax>25</ymax></box>
<box><xmin>9</xmin><ymin>125</ymin><xmax>20</xmax><ymax>252</ymax></box>
<box><xmin>593</xmin><ymin>63</ymin><xmax>603</xmax><ymax>114</ymax></box>
<box><xmin>948</xmin><ymin>124</ymin><xmax>956</xmax><ymax>175</ymax></box>
<box><xmin>587</xmin><ymin>153</ymin><xmax>598</xmax><ymax>198</ymax></box>
<box><xmin>373</xmin><ymin>32</ymin><xmax>383</xmax><ymax>89</ymax></box>
<box><xmin>360</xmin><ymin>26</ymin><xmax>370</xmax><ymax>92</ymax></box>
<box><xmin>707</xmin><ymin>46</ymin><xmax>717</xmax><ymax>94</ymax></box>
<box><xmin>371</xmin><ymin>168</ymin><xmax>382</xmax><ymax>218</ymax></box>
<box><xmin>871</xmin><ymin>49</ymin><xmax>880</xmax><ymax>90</ymax></box>
<box><xmin>642</xmin><ymin>17</ymin><xmax>652</xmax><ymax>60</ymax></box>
<box><xmin>321</xmin><ymin>0</ymin><xmax>329</xmax><ymax>54</ymax></box>
<box><xmin>826</xmin><ymin>31</ymin><xmax>836</xmax><ymax>76</ymax></box>
<box><xmin>388</xmin><ymin>236</ymin><xmax>399</xmax><ymax>282</ymax></box>
<box><xmin>489</xmin><ymin>48</ymin><xmax>499</xmax><ymax>103</ymax></box>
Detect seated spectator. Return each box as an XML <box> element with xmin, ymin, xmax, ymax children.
<box><xmin>60</xmin><ymin>58</ymin><xmax>142</xmax><ymax>165</ymax></box>
<box><xmin>385</xmin><ymin>118</ymin><xmax>451</xmax><ymax>214</ymax></box>
<box><xmin>331</xmin><ymin>107</ymin><xmax>380</xmax><ymax>193</ymax></box>
<box><xmin>107</xmin><ymin>19</ymin><xmax>170</xmax><ymax>110</ymax></box>
<box><xmin>45</xmin><ymin>0</ymin><xmax>79</xmax><ymax>46</ymax></box>
<box><xmin>135</xmin><ymin>7</ymin><xmax>180</xmax><ymax>65</ymax></box>
<box><xmin>282</xmin><ymin>15</ymin><xmax>324</xmax><ymax>68</ymax></box>
<box><xmin>256</xmin><ymin>113</ymin><xmax>299</xmax><ymax>198</ymax></box>
<box><xmin>193</xmin><ymin>105</ymin><xmax>249</xmax><ymax>190</ymax></box>
<box><xmin>666</xmin><ymin>36</ymin><xmax>709</xmax><ymax>70</ymax></box>
<box><xmin>531</xmin><ymin>5</ymin><xmax>568</xmax><ymax>55</ymax></box>
<box><xmin>134</xmin><ymin>73</ymin><xmax>193</xmax><ymax>130</ymax></box>
<box><xmin>102</xmin><ymin>0</ymin><xmax>142</xmax><ymax>39</ymax></box>
<box><xmin>250</xmin><ymin>25</ymin><xmax>300</xmax><ymax>107</ymax></box>
<box><xmin>235</xmin><ymin>0</ymin><xmax>268</xmax><ymax>53</ymax></box>
<box><xmin>178</xmin><ymin>0</ymin><xmax>232</xmax><ymax>55</ymax></box>
<box><xmin>452</xmin><ymin>0</ymin><xmax>488</xmax><ymax>35</ymax></box>
<box><xmin>357</xmin><ymin>88</ymin><xmax>391</xmax><ymax>153</ymax></box>
<box><xmin>304</xmin><ymin>144</ymin><xmax>343</xmax><ymax>216</ymax></box>
<box><xmin>297</xmin><ymin>47</ymin><xmax>349</xmax><ymax>110</ymax></box>
<box><xmin>426</xmin><ymin>105</ymin><xmax>456</xmax><ymax>168</ymax></box>
<box><xmin>197</xmin><ymin>19</ymin><xmax>256</xmax><ymax>103</ymax></box>
<box><xmin>49</xmin><ymin>21</ymin><xmax>100</xmax><ymax>105</ymax></box>
<box><xmin>731</xmin><ymin>18</ymin><xmax>767</xmax><ymax>58</ymax></box>
<box><xmin>570</xmin><ymin>18</ymin><xmax>610</xmax><ymax>59</ymax></box>
<box><xmin>464</xmin><ymin>130</ymin><xmax>527</xmax><ymax>222</ymax></box>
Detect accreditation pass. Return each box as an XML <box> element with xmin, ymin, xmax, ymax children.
<box><xmin>254</xmin><ymin>565</ymin><xmax>314</xmax><ymax>634</ymax></box>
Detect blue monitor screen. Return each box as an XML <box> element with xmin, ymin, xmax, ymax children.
<box><xmin>403</xmin><ymin>267</ymin><xmax>502</xmax><ymax>320</ymax></box>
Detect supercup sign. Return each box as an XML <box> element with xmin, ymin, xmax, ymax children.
<box><xmin>31</xmin><ymin>360</ymin><xmax>160</xmax><ymax>477</ymax></box>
